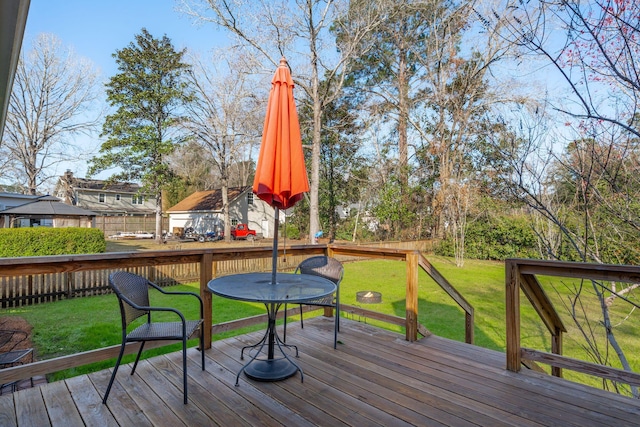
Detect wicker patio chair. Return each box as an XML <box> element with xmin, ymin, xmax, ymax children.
<box><xmin>103</xmin><ymin>271</ymin><xmax>205</xmax><ymax>405</ymax></box>
<box><xmin>284</xmin><ymin>256</ymin><xmax>344</xmax><ymax>349</ymax></box>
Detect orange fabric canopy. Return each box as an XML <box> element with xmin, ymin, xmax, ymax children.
<box><xmin>252</xmin><ymin>58</ymin><xmax>309</xmax><ymax>210</ymax></box>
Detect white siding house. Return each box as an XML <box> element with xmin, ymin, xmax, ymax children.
<box><xmin>168</xmin><ymin>187</ymin><xmax>279</xmax><ymax>238</ymax></box>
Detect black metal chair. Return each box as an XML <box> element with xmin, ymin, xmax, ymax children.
<box><xmin>0</xmin><ymin>330</ymin><xmax>33</xmax><ymax>394</ymax></box>
<box><xmin>284</xmin><ymin>256</ymin><xmax>344</xmax><ymax>349</ymax></box>
<box><xmin>103</xmin><ymin>271</ymin><xmax>205</xmax><ymax>405</ymax></box>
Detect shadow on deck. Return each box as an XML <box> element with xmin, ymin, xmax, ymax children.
<box><xmin>1</xmin><ymin>317</ymin><xmax>639</xmax><ymax>426</ymax></box>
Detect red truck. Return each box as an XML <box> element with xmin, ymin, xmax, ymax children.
<box><xmin>230</xmin><ymin>223</ymin><xmax>257</xmax><ymax>240</ymax></box>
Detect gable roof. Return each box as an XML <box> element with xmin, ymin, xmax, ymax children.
<box><xmin>168</xmin><ymin>187</ymin><xmax>250</xmax><ymax>212</ymax></box>
<box><xmin>0</xmin><ymin>195</ymin><xmax>97</xmax><ymax>216</ymax></box>
<box><xmin>62</xmin><ymin>175</ymin><xmax>142</xmax><ymax>193</ymax></box>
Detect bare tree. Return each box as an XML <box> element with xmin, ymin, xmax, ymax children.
<box><xmin>1</xmin><ymin>33</ymin><xmax>100</xmax><ymax>194</ymax></box>
<box><xmin>183</xmin><ymin>52</ymin><xmax>263</xmax><ymax>240</ymax></box>
<box><xmin>178</xmin><ymin>0</ymin><xmax>385</xmax><ymax>242</ymax></box>
<box><xmin>489</xmin><ymin>101</ymin><xmax>640</xmax><ymax>396</ymax></box>
<box><xmin>485</xmin><ymin>0</ymin><xmax>640</xmax><ymax>139</ymax></box>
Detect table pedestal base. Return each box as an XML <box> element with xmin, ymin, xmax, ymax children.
<box><xmin>243</xmin><ymin>358</ymin><xmax>299</xmax><ymax>382</ymax></box>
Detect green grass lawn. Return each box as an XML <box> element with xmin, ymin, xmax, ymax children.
<box><xmin>2</xmin><ymin>255</ymin><xmax>639</xmax><ymax>392</ymax></box>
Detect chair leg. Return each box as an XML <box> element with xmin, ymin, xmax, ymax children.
<box><xmin>283</xmin><ymin>303</ymin><xmax>288</xmax><ymax>343</ymax></box>
<box><xmin>333</xmin><ymin>306</ymin><xmax>340</xmax><ymax>350</ymax></box>
<box><xmin>103</xmin><ymin>342</ymin><xmax>126</xmax><ymax>404</ymax></box>
<box><xmin>200</xmin><ymin>324</ymin><xmax>205</xmax><ymax>371</ymax></box>
<box><xmin>182</xmin><ymin>337</ymin><xmax>188</xmax><ymax>404</ymax></box>
<box><xmin>299</xmin><ymin>304</ymin><xmax>304</xmax><ymax>329</ymax></box>
<box><xmin>131</xmin><ymin>342</ymin><xmax>145</xmax><ymax>375</ymax></box>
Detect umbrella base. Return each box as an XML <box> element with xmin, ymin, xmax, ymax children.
<box><xmin>243</xmin><ymin>358</ymin><xmax>299</xmax><ymax>382</ymax></box>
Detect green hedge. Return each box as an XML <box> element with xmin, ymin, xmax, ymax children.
<box><xmin>435</xmin><ymin>215</ymin><xmax>539</xmax><ymax>261</ymax></box>
<box><xmin>0</xmin><ymin>227</ymin><xmax>106</xmax><ymax>257</ymax></box>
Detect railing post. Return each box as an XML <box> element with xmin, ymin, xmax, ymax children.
<box><xmin>405</xmin><ymin>251</ymin><xmax>419</xmax><ymax>342</ymax></box>
<box><xmin>465</xmin><ymin>310</ymin><xmax>474</xmax><ymax>345</ymax></box>
<box><xmin>505</xmin><ymin>260</ymin><xmax>521</xmax><ymax>372</ymax></box>
<box><xmin>551</xmin><ymin>329</ymin><xmax>563</xmax><ymax>378</ymax></box>
<box><xmin>200</xmin><ymin>251</ymin><xmax>213</xmax><ymax>349</ymax></box>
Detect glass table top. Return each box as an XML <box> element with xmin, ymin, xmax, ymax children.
<box><xmin>207</xmin><ymin>272</ymin><xmax>336</xmax><ymax>304</ymax></box>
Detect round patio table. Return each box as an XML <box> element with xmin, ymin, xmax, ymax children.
<box><xmin>208</xmin><ymin>272</ymin><xmax>336</xmax><ymax>384</ymax></box>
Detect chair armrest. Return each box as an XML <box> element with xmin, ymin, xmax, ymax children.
<box><xmin>119</xmin><ymin>296</ymin><xmax>188</xmax><ymax>323</ymax></box>
<box><xmin>147</xmin><ymin>281</ymin><xmax>204</xmax><ymax>319</ymax></box>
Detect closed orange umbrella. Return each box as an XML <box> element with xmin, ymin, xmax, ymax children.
<box><xmin>253</xmin><ymin>58</ymin><xmax>309</xmax><ymax>209</ymax></box>
<box><xmin>253</xmin><ymin>58</ymin><xmax>309</xmax><ymax>283</ymax></box>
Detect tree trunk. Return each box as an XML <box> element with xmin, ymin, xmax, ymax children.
<box><xmin>308</xmin><ymin>12</ymin><xmax>322</xmax><ymax>244</ymax></box>
<box><xmin>155</xmin><ymin>191</ymin><xmax>163</xmax><ymax>244</ymax></box>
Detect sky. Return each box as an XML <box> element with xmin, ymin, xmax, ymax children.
<box><xmin>24</xmin><ymin>0</ymin><xmax>226</xmax><ymax>77</ymax></box>
<box><xmin>22</xmin><ymin>0</ymin><xmax>228</xmax><ymax>183</ymax></box>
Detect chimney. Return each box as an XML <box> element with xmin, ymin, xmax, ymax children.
<box><xmin>63</xmin><ymin>170</ymin><xmax>75</xmax><ymax>205</ymax></box>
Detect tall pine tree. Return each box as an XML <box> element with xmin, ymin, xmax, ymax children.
<box><xmin>89</xmin><ymin>29</ymin><xmax>192</xmax><ymax>243</ymax></box>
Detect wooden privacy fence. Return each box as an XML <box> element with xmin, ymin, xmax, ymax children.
<box><xmin>0</xmin><ymin>251</ymin><xmax>310</xmax><ymax>308</ymax></box>
<box><xmin>93</xmin><ymin>215</ymin><xmax>170</xmax><ymax>237</ymax></box>
<box><xmin>0</xmin><ymin>239</ymin><xmax>433</xmax><ymax>307</ymax></box>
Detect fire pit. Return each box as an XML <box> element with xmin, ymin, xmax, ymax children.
<box><xmin>356</xmin><ymin>291</ymin><xmax>382</xmax><ymax>304</ymax></box>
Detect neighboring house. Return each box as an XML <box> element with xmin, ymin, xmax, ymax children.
<box><xmin>54</xmin><ymin>171</ymin><xmax>155</xmax><ymax>217</ymax></box>
<box><xmin>0</xmin><ymin>192</ymin><xmax>41</xmax><ymax>228</ymax></box>
<box><xmin>168</xmin><ymin>187</ymin><xmax>278</xmax><ymax>238</ymax></box>
<box><xmin>0</xmin><ymin>195</ymin><xmax>96</xmax><ymax>228</ymax></box>
<box><xmin>0</xmin><ymin>192</ymin><xmax>40</xmax><ymax>212</ymax></box>
<box><xmin>336</xmin><ymin>202</ymin><xmax>379</xmax><ymax>232</ymax></box>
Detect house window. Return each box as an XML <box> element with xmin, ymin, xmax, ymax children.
<box><xmin>132</xmin><ymin>195</ymin><xmax>143</xmax><ymax>205</ymax></box>
<box><xmin>247</xmin><ymin>192</ymin><xmax>254</xmax><ymax>205</ymax></box>
<box><xmin>115</xmin><ymin>194</ymin><xmax>121</xmax><ymax>201</ymax></box>
<box><xmin>231</xmin><ymin>218</ymin><xmax>238</xmax><ymax>226</ymax></box>
<box><xmin>99</xmin><ymin>193</ymin><xmax>106</xmax><ymax>203</ymax></box>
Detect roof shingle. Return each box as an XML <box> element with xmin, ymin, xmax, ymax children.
<box><xmin>168</xmin><ymin>187</ymin><xmax>250</xmax><ymax>212</ymax></box>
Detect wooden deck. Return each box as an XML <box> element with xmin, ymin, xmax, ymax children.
<box><xmin>1</xmin><ymin>317</ymin><xmax>640</xmax><ymax>427</ymax></box>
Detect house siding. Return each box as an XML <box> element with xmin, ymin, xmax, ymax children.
<box><xmin>74</xmin><ymin>189</ymin><xmax>155</xmax><ymax>214</ymax></box>
<box><xmin>168</xmin><ymin>189</ymin><xmax>281</xmax><ymax>238</ymax></box>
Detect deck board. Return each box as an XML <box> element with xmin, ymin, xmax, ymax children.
<box><xmin>2</xmin><ymin>317</ymin><xmax>640</xmax><ymax>427</ymax></box>
<box><xmin>333</xmin><ymin>328</ymin><xmax>575</xmax><ymax>426</ymax></box>
<box><xmin>40</xmin><ymin>381</ymin><xmax>84</xmax><ymax>426</ymax></box>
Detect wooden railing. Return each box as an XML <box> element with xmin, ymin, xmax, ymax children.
<box><xmin>505</xmin><ymin>258</ymin><xmax>640</xmax><ymax>387</ymax></box>
<box><xmin>0</xmin><ymin>244</ymin><xmax>472</xmax><ymax>386</ymax></box>
<box><xmin>328</xmin><ymin>246</ymin><xmax>474</xmax><ymax>344</ymax></box>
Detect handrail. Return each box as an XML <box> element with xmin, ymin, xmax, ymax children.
<box><xmin>329</xmin><ymin>246</ymin><xmax>474</xmax><ymax>344</ymax></box>
<box><xmin>419</xmin><ymin>254</ymin><xmax>474</xmax><ymax>344</ymax></box>
<box><xmin>505</xmin><ymin>258</ymin><xmax>640</xmax><ymax>386</ymax></box>
<box><xmin>0</xmin><ymin>244</ymin><xmax>473</xmax><ymax>386</ymax></box>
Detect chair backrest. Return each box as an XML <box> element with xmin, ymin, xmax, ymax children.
<box><xmin>295</xmin><ymin>256</ymin><xmax>344</xmax><ymax>287</ymax></box>
<box><xmin>109</xmin><ymin>271</ymin><xmax>151</xmax><ymax>327</ymax></box>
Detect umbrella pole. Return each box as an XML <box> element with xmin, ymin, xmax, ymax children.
<box><xmin>271</xmin><ymin>207</ymin><xmax>279</xmax><ymax>284</ymax></box>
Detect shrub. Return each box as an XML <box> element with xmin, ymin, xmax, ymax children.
<box><xmin>283</xmin><ymin>222</ymin><xmax>301</xmax><ymax>240</ymax></box>
<box><xmin>435</xmin><ymin>215</ymin><xmax>539</xmax><ymax>261</ymax></box>
<box><xmin>0</xmin><ymin>227</ymin><xmax>106</xmax><ymax>257</ymax></box>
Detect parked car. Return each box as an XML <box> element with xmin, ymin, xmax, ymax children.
<box><xmin>197</xmin><ymin>231</ymin><xmax>223</xmax><ymax>242</ymax></box>
<box><xmin>183</xmin><ymin>227</ymin><xmax>222</xmax><ymax>242</ymax></box>
<box><xmin>230</xmin><ymin>223</ymin><xmax>256</xmax><ymax>240</ymax></box>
